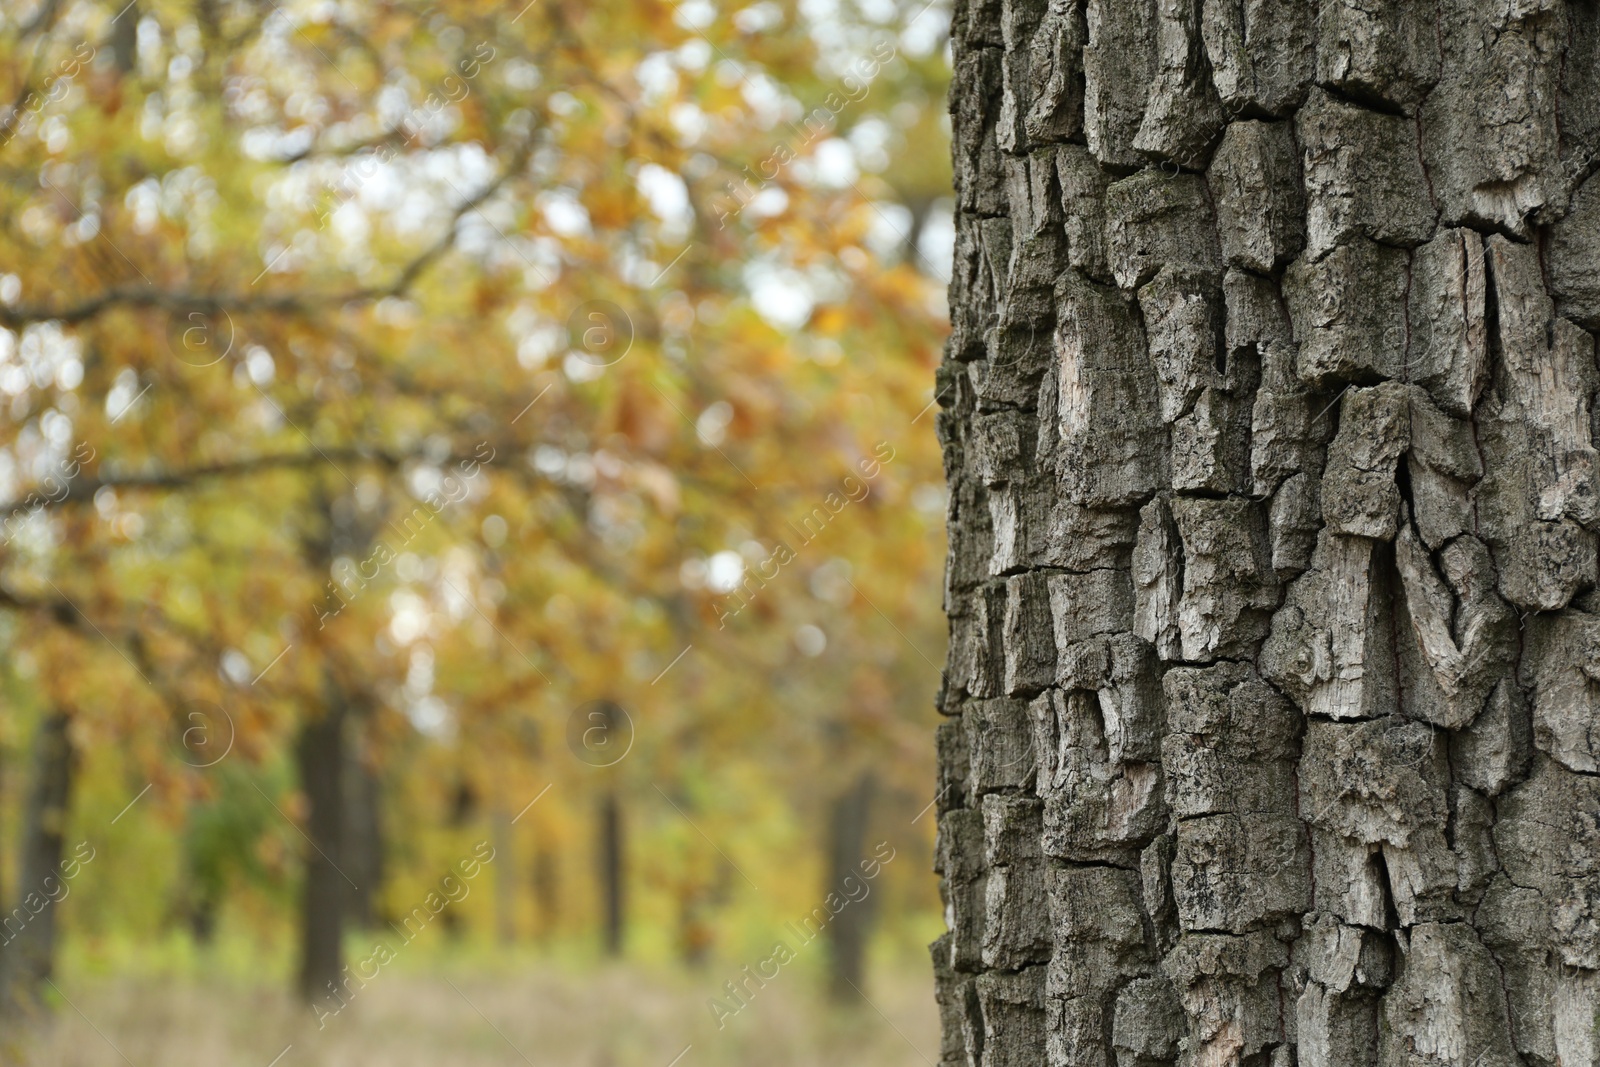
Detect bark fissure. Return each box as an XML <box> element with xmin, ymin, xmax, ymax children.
<box><xmin>938</xmin><ymin>0</ymin><xmax>1600</xmax><ymax>1062</ymax></box>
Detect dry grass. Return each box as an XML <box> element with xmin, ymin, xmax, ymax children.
<box><xmin>7</xmin><ymin>957</ymin><xmax>939</xmax><ymax>1067</ymax></box>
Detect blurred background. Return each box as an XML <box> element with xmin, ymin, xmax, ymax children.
<box><xmin>0</xmin><ymin>0</ymin><xmax>953</xmax><ymax>1063</ymax></box>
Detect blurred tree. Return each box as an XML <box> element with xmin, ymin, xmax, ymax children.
<box><xmin>598</xmin><ymin>786</ymin><xmax>625</xmax><ymax>957</ymax></box>
<box><xmin>823</xmin><ymin>767</ymin><xmax>876</xmax><ymax>1001</ymax></box>
<box><xmin>293</xmin><ymin>675</ymin><xmax>346</xmax><ymax>1002</ymax></box>
<box><xmin>342</xmin><ymin>706</ymin><xmax>385</xmax><ymax>930</ymax></box>
<box><xmin>0</xmin><ymin>708</ymin><xmax>74</xmax><ymax>1019</ymax></box>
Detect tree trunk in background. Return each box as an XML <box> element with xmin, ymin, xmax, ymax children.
<box><xmin>532</xmin><ymin>828</ymin><xmax>559</xmax><ymax>945</ymax></box>
<box><xmin>492</xmin><ymin>806</ymin><xmax>515</xmax><ymax>943</ymax></box>
<box><xmin>0</xmin><ymin>753</ymin><xmax>8</xmax><ymax>928</ymax></box>
<box><xmin>936</xmin><ymin>3</ymin><xmax>1600</xmax><ymax>1065</ymax></box>
<box><xmin>295</xmin><ymin>698</ymin><xmax>346</xmax><ymax>1004</ymax></box>
<box><xmin>342</xmin><ymin>712</ymin><xmax>384</xmax><ymax>930</ymax></box>
<box><xmin>183</xmin><ymin>805</ymin><xmax>220</xmax><ymax>946</ymax></box>
<box><xmin>0</xmin><ymin>710</ymin><xmax>74</xmax><ymax>1019</ymax></box>
<box><xmin>440</xmin><ymin>775</ymin><xmax>477</xmax><ymax>941</ymax></box>
<box><xmin>598</xmin><ymin>790</ymin><xmax>624</xmax><ymax>957</ymax></box>
<box><xmin>824</xmin><ymin>769</ymin><xmax>876</xmax><ymax>1002</ymax></box>
<box><xmin>676</xmin><ymin>883</ymin><xmax>714</xmax><ymax>969</ymax></box>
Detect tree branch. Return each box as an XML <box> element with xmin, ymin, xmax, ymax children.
<box><xmin>0</xmin><ymin>136</ymin><xmax>532</xmax><ymax>330</ymax></box>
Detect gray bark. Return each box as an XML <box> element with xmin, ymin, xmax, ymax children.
<box><xmin>936</xmin><ymin>1</ymin><xmax>1600</xmax><ymax>1064</ymax></box>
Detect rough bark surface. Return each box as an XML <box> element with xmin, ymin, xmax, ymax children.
<box><xmin>936</xmin><ymin>2</ymin><xmax>1600</xmax><ymax>1064</ymax></box>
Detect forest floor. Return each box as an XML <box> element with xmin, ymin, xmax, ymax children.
<box><xmin>8</xmin><ymin>956</ymin><xmax>939</xmax><ymax>1066</ymax></box>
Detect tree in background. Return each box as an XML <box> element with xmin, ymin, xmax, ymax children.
<box><xmin>935</xmin><ymin>0</ymin><xmax>1600</xmax><ymax>1063</ymax></box>
<box><xmin>0</xmin><ymin>709</ymin><xmax>73</xmax><ymax>1019</ymax></box>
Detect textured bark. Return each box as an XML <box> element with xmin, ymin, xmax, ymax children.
<box><xmin>938</xmin><ymin>2</ymin><xmax>1600</xmax><ymax>1064</ymax></box>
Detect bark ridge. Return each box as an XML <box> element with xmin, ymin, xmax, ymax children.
<box><xmin>936</xmin><ymin>1</ymin><xmax>1600</xmax><ymax>1064</ymax></box>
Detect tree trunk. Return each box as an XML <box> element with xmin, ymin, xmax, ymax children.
<box><xmin>0</xmin><ymin>753</ymin><xmax>7</xmax><ymax>923</ymax></box>
<box><xmin>675</xmin><ymin>881</ymin><xmax>714</xmax><ymax>969</ymax></box>
<box><xmin>492</xmin><ymin>805</ymin><xmax>515</xmax><ymax>943</ymax></box>
<box><xmin>598</xmin><ymin>789</ymin><xmax>624</xmax><ymax>957</ymax></box>
<box><xmin>295</xmin><ymin>697</ymin><xmax>346</xmax><ymax>1004</ymax></box>
<box><xmin>937</xmin><ymin>3</ymin><xmax>1600</xmax><ymax>1065</ymax></box>
<box><xmin>0</xmin><ymin>710</ymin><xmax>74</xmax><ymax>1019</ymax></box>
<box><xmin>293</xmin><ymin>487</ymin><xmax>377</xmax><ymax>998</ymax></box>
<box><xmin>532</xmin><ymin>826</ymin><xmax>559</xmax><ymax>945</ymax></box>
<box><xmin>342</xmin><ymin>712</ymin><xmax>384</xmax><ymax>930</ymax></box>
<box><xmin>182</xmin><ymin>804</ymin><xmax>221</xmax><ymax>946</ymax></box>
<box><xmin>824</xmin><ymin>769</ymin><xmax>876</xmax><ymax>1001</ymax></box>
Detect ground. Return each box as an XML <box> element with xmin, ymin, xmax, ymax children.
<box><xmin>9</xmin><ymin>950</ymin><xmax>938</xmax><ymax>1067</ymax></box>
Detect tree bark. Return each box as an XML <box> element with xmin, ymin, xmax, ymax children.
<box><xmin>0</xmin><ymin>710</ymin><xmax>74</xmax><ymax>1019</ymax></box>
<box><xmin>295</xmin><ymin>696</ymin><xmax>346</xmax><ymax>1004</ymax></box>
<box><xmin>936</xmin><ymin>3</ymin><xmax>1600</xmax><ymax>1065</ymax></box>
<box><xmin>598</xmin><ymin>789</ymin><xmax>625</xmax><ymax>957</ymax></box>
<box><xmin>825</xmin><ymin>769</ymin><xmax>877</xmax><ymax>1001</ymax></box>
